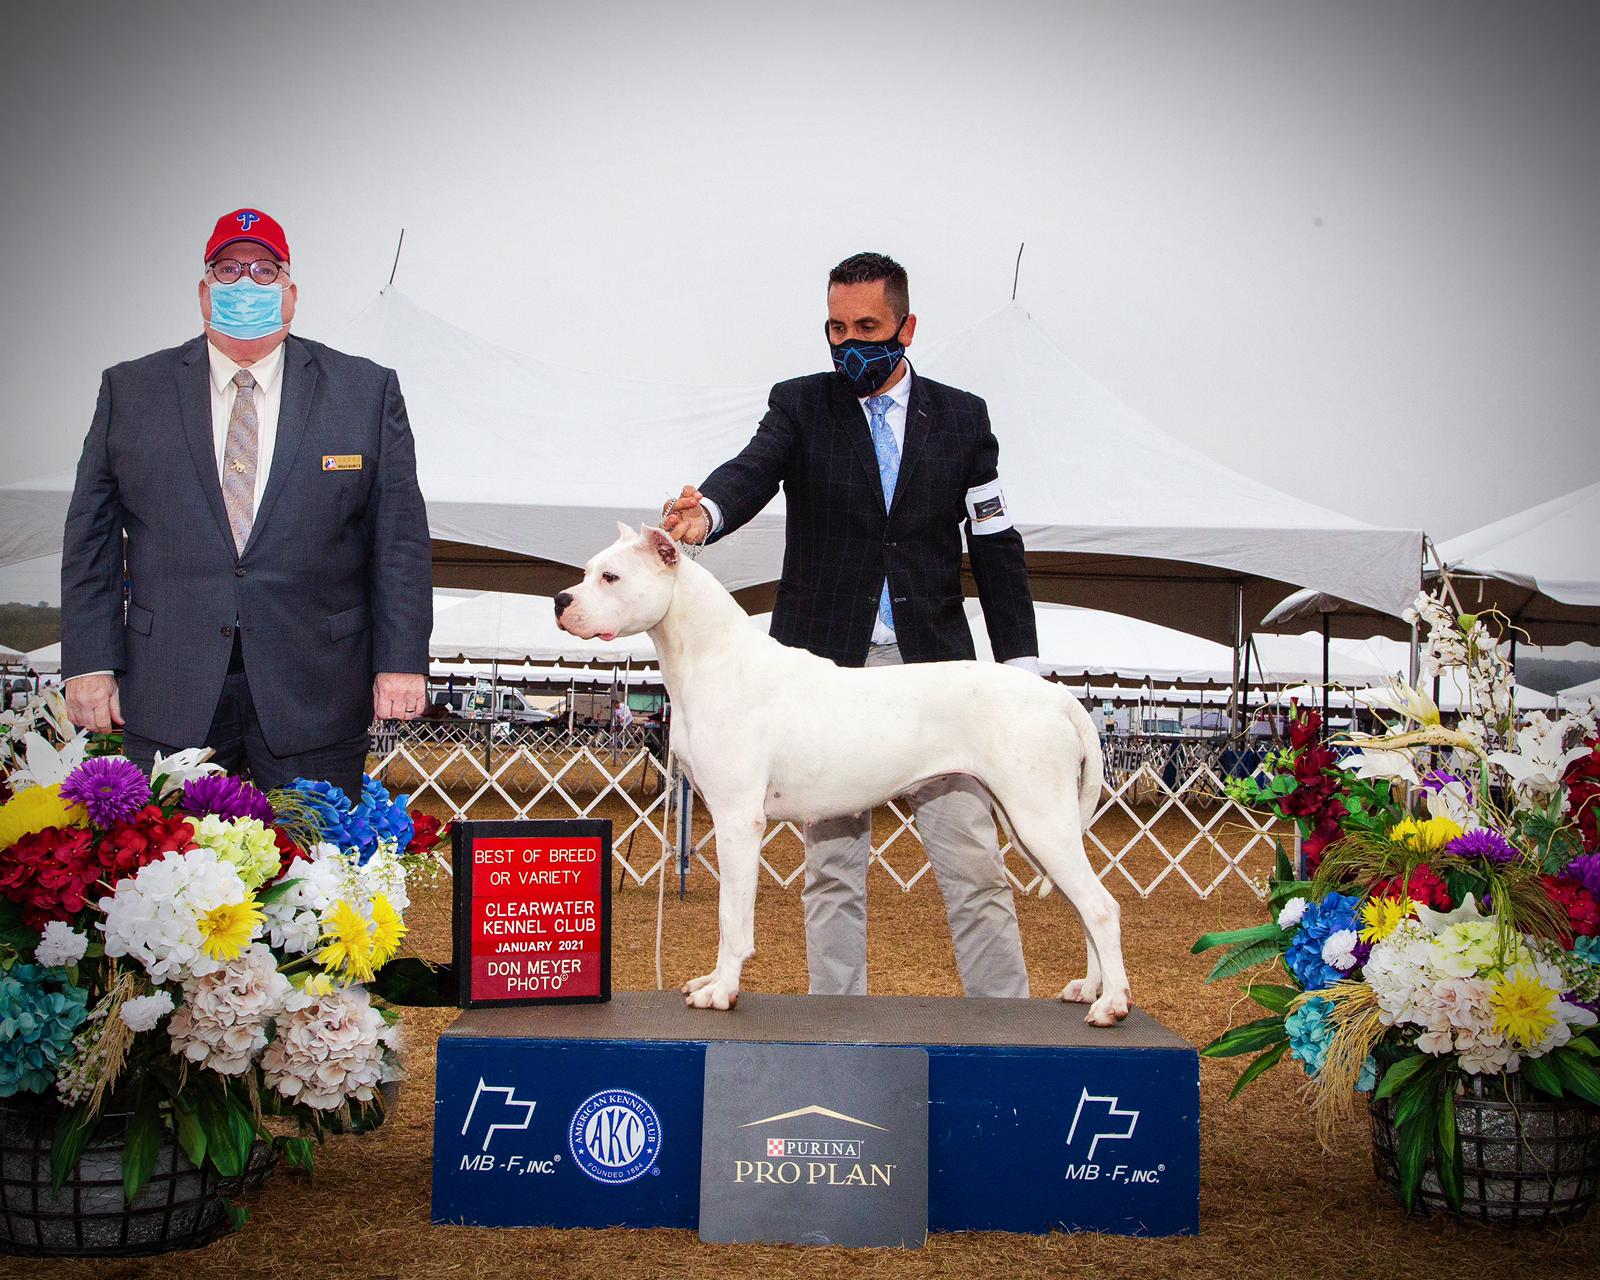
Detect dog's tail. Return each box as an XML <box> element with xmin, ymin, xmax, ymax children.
<box><xmin>1068</xmin><ymin>695</ymin><xmax>1103</xmax><ymax>820</ymax></box>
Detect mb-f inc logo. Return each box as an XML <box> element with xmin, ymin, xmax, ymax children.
<box><xmin>569</xmin><ymin>1089</ymin><xmax>662</xmax><ymax>1185</ymax></box>
<box><xmin>1063</xmin><ymin>1087</ymin><xmax>1163</xmax><ymax>1185</ymax></box>
<box><xmin>734</xmin><ymin>1104</ymin><xmax>894</xmax><ymax>1188</ymax></box>
<box><xmin>456</xmin><ymin>1077</ymin><xmax>559</xmax><ymax>1175</ymax></box>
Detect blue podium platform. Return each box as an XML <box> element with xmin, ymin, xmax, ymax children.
<box><xmin>432</xmin><ymin>991</ymin><xmax>1199</xmax><ymax>1237</ymax></box>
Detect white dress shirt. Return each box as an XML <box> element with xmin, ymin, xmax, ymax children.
<box><xmin>206</xmin><ymin>337</ymin><xmax>286</xmax><ymax>519</ymax></box>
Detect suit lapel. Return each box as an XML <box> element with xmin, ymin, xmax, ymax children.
<box><xmin>829</xmin><ymin>374</ymin><xmax>887</xmax><ymax>516</ymax></box>
<box><xmin>176</xmin><ymin>337</ymin><xmax>237</xmax><ymax>558</ymax></box>
<box><xmin>245</xmin><ymin>336</ymin><xmax>317</xmax><ymax>554</ymax></box>
<box><xmin>889</xmin><ymin>364</ymin><xmax>930</xmax><ymax>523</ymax></box>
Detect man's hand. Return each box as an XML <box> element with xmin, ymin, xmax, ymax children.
<box><xmin>65</xmin><ymin>674</ymin><xmax>123</xmax><ymax>734</ymax></box>
<box><xmin>374</xmin><ymin>672</ymin><xmax>427</xmax><ymax>721</ymax></box>
<box><xmin>661</xmin><ymin>484</ymin><xmax>711</xmax><ymax>544</ymax></box>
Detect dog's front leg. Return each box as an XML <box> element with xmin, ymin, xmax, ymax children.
<box><xmin>683</xmin><ymin>809</ymin><xmax>763</xmax><ymax>1010</ymax></box>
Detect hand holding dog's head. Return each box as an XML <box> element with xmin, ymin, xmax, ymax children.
<box><xmin>553</xmin><ymin>523</ymin><xmax>680</xmax><ymax>641</ymax></box>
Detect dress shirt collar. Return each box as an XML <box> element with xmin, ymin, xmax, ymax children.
<box><xmin>860</xmin><ymin>361</ymin><xmax>913</xmax><ymax>411</ymax></box>
<box><xmin>206</xmin><ymin>336</ymin><xmax>286</xmax><ymax>396</ymax></box>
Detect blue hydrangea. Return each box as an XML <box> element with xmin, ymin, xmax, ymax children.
<box><xmin>0</xmin><ymin>964</ymin><xmax>89</xmax><ymax>1096</ymax></box>
<box><xmin>1285</xmin><ymin>995</ymin><xmax>1377</xmax><ymax>1091</ymax></box>
<box><xmin>1285</xmin><ymin>891</ymin><xmax>1362</xmax><ymax>992</ymax></box>
<box><xmin>285</xmin><ymin>775</ymin><xmax>411</xmax><ymax>866</ymax></box>
<box><xmin>352</xmin><ymin>776</ymin><xmax>413</xmax><ymax>864</ymax></box>
<box><xmin>1574</xmin><ymin>936</ymin><xmax>1600</xmax><ymax>966</ymax></box>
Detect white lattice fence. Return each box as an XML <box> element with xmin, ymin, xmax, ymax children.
<box><xmin>369</xmin><ymin>736</ymin><xmax>1284</xmax><ymax>899</ymax></box>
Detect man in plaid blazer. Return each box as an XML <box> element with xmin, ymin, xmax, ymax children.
<box><xmin>664</xmin><ymin>252</ymin><xmax>1041</xmax><ymax>999</ymax></box>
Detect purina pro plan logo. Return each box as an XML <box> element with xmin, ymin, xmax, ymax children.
<box><xmin>736</xmin><ymin>1104</ymin><xmax>893</xmax><ymax>1188</ymax></box>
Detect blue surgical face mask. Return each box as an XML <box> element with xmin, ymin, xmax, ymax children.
<box><xmin>207</xmin><ymin>277</ymin><xmax>286</xmax><ymax>341</ymax></box>
<box><xmin>827</xmin><ymin>315</ymin><xmax>907</xmax><ymax>397</ymax></box>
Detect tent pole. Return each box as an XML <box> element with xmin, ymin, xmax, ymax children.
<box><xmin>1229</xmin><ymin>584</ymin><xmax>1244</xmax><ymax>737</ymax></box>
<box><xmin>1321</xmin><ymin>612</ymin><xmax>1331</xmax><ymax>725</ymax></box>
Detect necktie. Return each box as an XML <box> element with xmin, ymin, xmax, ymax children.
<box><xmin>221</xmin><ymin>369</ymin><xmax>258</xmax><ymax>555</ymax></box>
<box><xmin>867</xmin><ymin>393</ymin><xmax>898</xmax><ymax>632</ymax></box>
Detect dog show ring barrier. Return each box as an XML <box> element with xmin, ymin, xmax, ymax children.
<box><xmin>369</xmin><ymin>722</ymin><xmax>1285</xmax><ymax>900</ymax></box>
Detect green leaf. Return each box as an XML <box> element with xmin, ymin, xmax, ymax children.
<box><xmin>50</xmin><ymin>1104</ymin><xmax>99</xmax><ymax>1191</ymax></box>
<box><xmin>1436</xmin><ymin>1086</ymin><xmax>1462</xmax><ymax>1211</ymax></box>
<box><xmin>1395</xmin><ymin>1090</ymin><xmax>1439</xmax><ymax>1214</ymax></box>
<box><xmin>276</xmin><ymin>1136</ymin><xmax>316</xmax><ymax>1171</ymax></box>
<box><xmin>1519</xmin><ymin>1053</ymin><xmax>1565</xmax><ymax>1099</ymax></box>
<box><xmin>255</xmin><ymin>876</ymin><xmax>301</xmax><ymax>907</ymax></box>
<box><xmin>1200</xmin><ymin>1015</ymin><xmax>1288</xmax><ymax>1059</ymax></box>
<box><xmin>196</xmin><ymin>1083</ymin><xmax>254</xmax><ymax>1178</ymax></box>
<box><xmin>1393</xmin><ymin>1070</ymin><xmax>1439</xmax><ymax>1132</ymax></box>
<box><xmin>122</xmin><ymin>1095</ymin><xmax>163</xmax><ymax>1203</ymax></box>
<box><xmin>1207</xmin><ymin>938</ymin><xmax>1290</xmax><ymax>983</ymax></box>
<box><xmin>174</xmin><ymin>1097</ymin><xmax>207</xmax><ymax>1169</ymax></box>
<box><xmin>1245</xmin><ymin>984</ymin><xmax>1299</xmax><ymax>1015</ymax></box>
<box><xmin>1274</xmin><ymin>842</ymin><xmax>1294</xmax><ymax>885</ymax></box>
<box><xmin>1565</xmin><ymin>1035</ymin><xmax>1600</xmax><ymax>1059</ymax></box>
<box><xmin>1552</xmin><ymin>1050</ymin><xmax>1600</xmax><ymax>1108</ymax></box>
<box><xmin>223</xmin><ymin>1200</ymin><xmax>250</xmax><ymax>1231</ymax></box>
<box><xmin>1191</xmin><ymin>922</ymin><xmax>1283</xmax><ymax>955</ymax></box>
<box><xmin>368</xmin><ymin>957</ymin><xmax>457</xmax><ymax>1006</ymax></box>
<box><xmin>1228</xmin><ymin>1041</ymin><xmax>1290</xmax><ymax>1100</ymax></box>
<box><xmin>1374</xmin><ymin>1053</ymin><xmax>1434</xmax><ymax>1102</ymax></box>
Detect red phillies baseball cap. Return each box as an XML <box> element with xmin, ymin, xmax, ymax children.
<box><xmin>205</xmin><ymin>208</ymin><xmax>291</xmax><ymax>264</ymax></box>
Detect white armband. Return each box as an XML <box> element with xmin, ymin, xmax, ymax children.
<box><xmin>964</xmin><ymin>477</ymin><xmax>1013</xmax><ymax>534</ymax></box>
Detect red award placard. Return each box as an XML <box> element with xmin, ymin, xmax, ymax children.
<box><xmin>452</xmin><ymin>820</ymin><xmax>612</xmax><ymax>1007</ymax></box>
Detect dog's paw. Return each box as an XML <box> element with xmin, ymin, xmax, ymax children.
<box><xmin>681</xmin><ymin>972</ymin><xmax>718</xmax><ymax>996</ymax></box>
<box><xmin>1084</xmin><ymin>991</ymin><xmax>1130</xmax><ymax>1027</ymax></box>
<box><xmin>684</xmin><ymin>976</ymin><xmax>739</xmax><ymax>1011</ymax></box>
<box><xmin>1057</xmin><ymin>978</ymin><xmax>1101</xmax><ymax>1004</ymax></box>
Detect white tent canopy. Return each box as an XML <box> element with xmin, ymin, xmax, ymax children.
<box><xmin>22</xmin><ymin>642</ymin><xmax>59</xmax><ymax>673</ymax></box>
<box><xmin>1561</xmin><ymin>675</ymin><xmax>1600</xmax><ymax>705</ymax></box>
<box><xmin>0</xmin><ymin>291</ymin><xmax>1420</xmax><ymax>647</ymax></box>
<box><xmin>1263</xmin><ymin>480</ymin><xmax>1600</xmax><ymax>644</ymax></box>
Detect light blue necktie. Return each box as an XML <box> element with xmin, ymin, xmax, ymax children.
<box><xmin>867</xmin><ymin>393</ymin><xmax>899</xmax><ymax>633</ymax></box>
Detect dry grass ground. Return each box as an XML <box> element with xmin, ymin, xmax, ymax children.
<box><xmin>12</xmin><ymin>796</ymin><xmax>1600</xmax><ymax>1280</ymax></box>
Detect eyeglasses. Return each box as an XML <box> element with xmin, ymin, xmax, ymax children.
<box><xmin>208</xmin><ymin>258</ymin><xmax>287</xmax><ymax>285</ymax></box>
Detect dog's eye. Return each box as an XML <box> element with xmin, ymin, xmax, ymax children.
<box><xmin>601</xmin><ymin>572</ymin><xmax>619</xmax><ymax>584</ymax></box>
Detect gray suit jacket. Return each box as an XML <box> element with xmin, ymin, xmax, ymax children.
<box><xmin>61</xmin><ymin>334</ymin><xmax>432</xmax><ymax>756</ymax></box>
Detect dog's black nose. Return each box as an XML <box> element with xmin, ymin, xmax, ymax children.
<box><xmin>553</xmin><ymin>592</ymin><xmax>572</xmax><ymax>617</ymax></box>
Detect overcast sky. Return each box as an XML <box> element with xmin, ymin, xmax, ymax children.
<box><xmin>1</xmin><ymin>0</ymin><xmax>1596</xmax><ymax>607</ymax></box>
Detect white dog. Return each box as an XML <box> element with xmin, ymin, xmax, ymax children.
<box><xmin>555</xmin><ymin>525</ymin><xmax>1130</xmax><ymax>1026</ymax></box>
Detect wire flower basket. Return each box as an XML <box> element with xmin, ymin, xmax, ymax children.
<box><xmin>0</xmin><ymin>1101</ymin><xmax>274</xmax><ymax>1257</ymax></box>
<box><xmin>1370</xmin><ymin>1074</ymin><xmax>1600</xmax><ymax>1227</ymax></box>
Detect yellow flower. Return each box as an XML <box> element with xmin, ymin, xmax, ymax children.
<box><xmin>369</xmin><ymin>893</ymin><xmax>408</xmax><ymax>967</ymax></box>
<box><xmin>1489</xmin><ymin>966</ymin><xmax>1559</xmax><ymax>1048</ymax></box>
<box><xmin>0</xmin><ymin>783</ymin><xmax>88</xmax><ymax>849</ymax></box>
<box><xmin>296</xmin><ymin>971</ymin><xmax>336</xmax><ymax>997</ymax></box>
<box><xmin>317</xmin><ymin>899</ymin><xmax>376</xmax><ymax>983</ymax></box>
<box><xmin>1388</xmin><ymin>816</ymin><xmax>1464</xmax><ymax>853</ymax></box>
<box><xmin>1359</xmin><ymin>895</ymin><xmax>1415</xmax><ymax>944</ymax></box>
<box><xmin>195</xmin><ymin>899</ymin><xmax>264</xmax><ymax>961</ymax></box>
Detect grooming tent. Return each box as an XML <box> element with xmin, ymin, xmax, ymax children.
<box><xmin>0</xmin><ymin>291</ymin><xmax>1421</xmax><ymax>647</ymax></box>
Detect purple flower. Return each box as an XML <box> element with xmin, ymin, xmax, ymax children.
<box><xmin>180</xmin><ymin>774</ymin><xmax>274</xmax><ymax>825</ymax></box>
<box><xmin>60</xmin><ymin>756</ymin><xmax>151</xmax><ymax>827</ymax></box>
<box><xmin>1445</xmin><ymin>828</ymin><xmax>1519</xmax><ymax>864</ymax></box>
<box><xmin>1422</xmin><ymin>769</ymin><xmax>1463</xmax><ymax>793</ymax></box>
<box><xmin>1568</xmin><ymin>853</ymin><xmax>1600</xmax><ymax>898</ymax></box>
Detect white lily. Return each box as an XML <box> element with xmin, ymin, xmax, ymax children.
<box><xmin>1413</xmin><ymin>894</ymin><xmax>1489</xmax><ymax>933</ymax></box>
<box><xmin>8</xmin><ymin>730</ymin><xmax>90</xmax><ymax>791</ymax></box>
<box><xmin>1487</xmin><ymin>713</ymin><xmax>1590</xmax><ymax>800</ymax></box>
<box><xmin>1362</xmin><ymin>676</ymin><xmax>1442</xmax><ymax>727</ymax></box>
<box><xmin>1343</xmin><ymin>747</ymin><xmax>1421</xmax><ymax>787</ymax></box>
<box><xmin>151</xmin><ymin>746</ymin><xmax>224</xmax><ymax>799</ymax></box>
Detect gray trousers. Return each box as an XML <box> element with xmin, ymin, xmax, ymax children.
<box><xmin>801</xmin><ymin>644</ymin><xmax>1031</xmax><ymax>998</ymax></box>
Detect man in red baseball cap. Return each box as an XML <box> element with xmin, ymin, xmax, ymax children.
<box><xmin>59</xmin><ymin>208</ymin><xmax>433</xmax><ymax>798</ymax></box>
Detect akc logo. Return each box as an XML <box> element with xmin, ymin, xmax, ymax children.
<box><xmin>568</xmin><ymin>1089</ymin><xmax>662</xmax><ymax>1185</ymax></box>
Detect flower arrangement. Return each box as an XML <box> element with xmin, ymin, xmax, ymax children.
<box><xmin>0</xmin><ymin>692</ymin><xmax>436</xmax><ymax>1214</ymax></box>
<box><xmin>1196</xmin><ymin>589</ymin><xmax>1600</xmax><ymax>1214</ymax></box>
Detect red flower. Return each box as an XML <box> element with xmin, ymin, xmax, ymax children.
<box><xmin>1563</xmin><ymin>738</ymin><xmax>1600</xmax><ymax>854</ymax></box>
<box><xmin>0</xmin><ymin>807</ymin><xmax>197</xmax><ymax>928</ymax></box>
<box><xmin>271</xmin><ymin>825</ymin><xmax>307</xmax><ymax>868</ymax></box>
<box><xmin>1543</xmin><ymin>873</ymin><xmax>1600</xmax><ymax>944</ymax></box>
<box><xmin>409</xmin><ymin>811</ymin><xmax>445</xmax><ymax>855</ymax></box>
<box><xmin>1289</xmin><ymin>708</ymin><xmax>1324</xmax><ymax>752</ymax></box>
<box><xmin>1371</xmin><ymin>863</ymin><xmax>1453</xmax><ymax>911</ymax></box>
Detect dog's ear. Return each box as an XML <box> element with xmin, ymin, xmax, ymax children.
<box><xmin>642</xmin><ymin>525</ymin><xmax>679</xmax><ymax>570</ymax></box>
<box><xmin>615</xmin><ymin>520</ymin><xmax>634</xmax><ymax>543</ymax></box>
